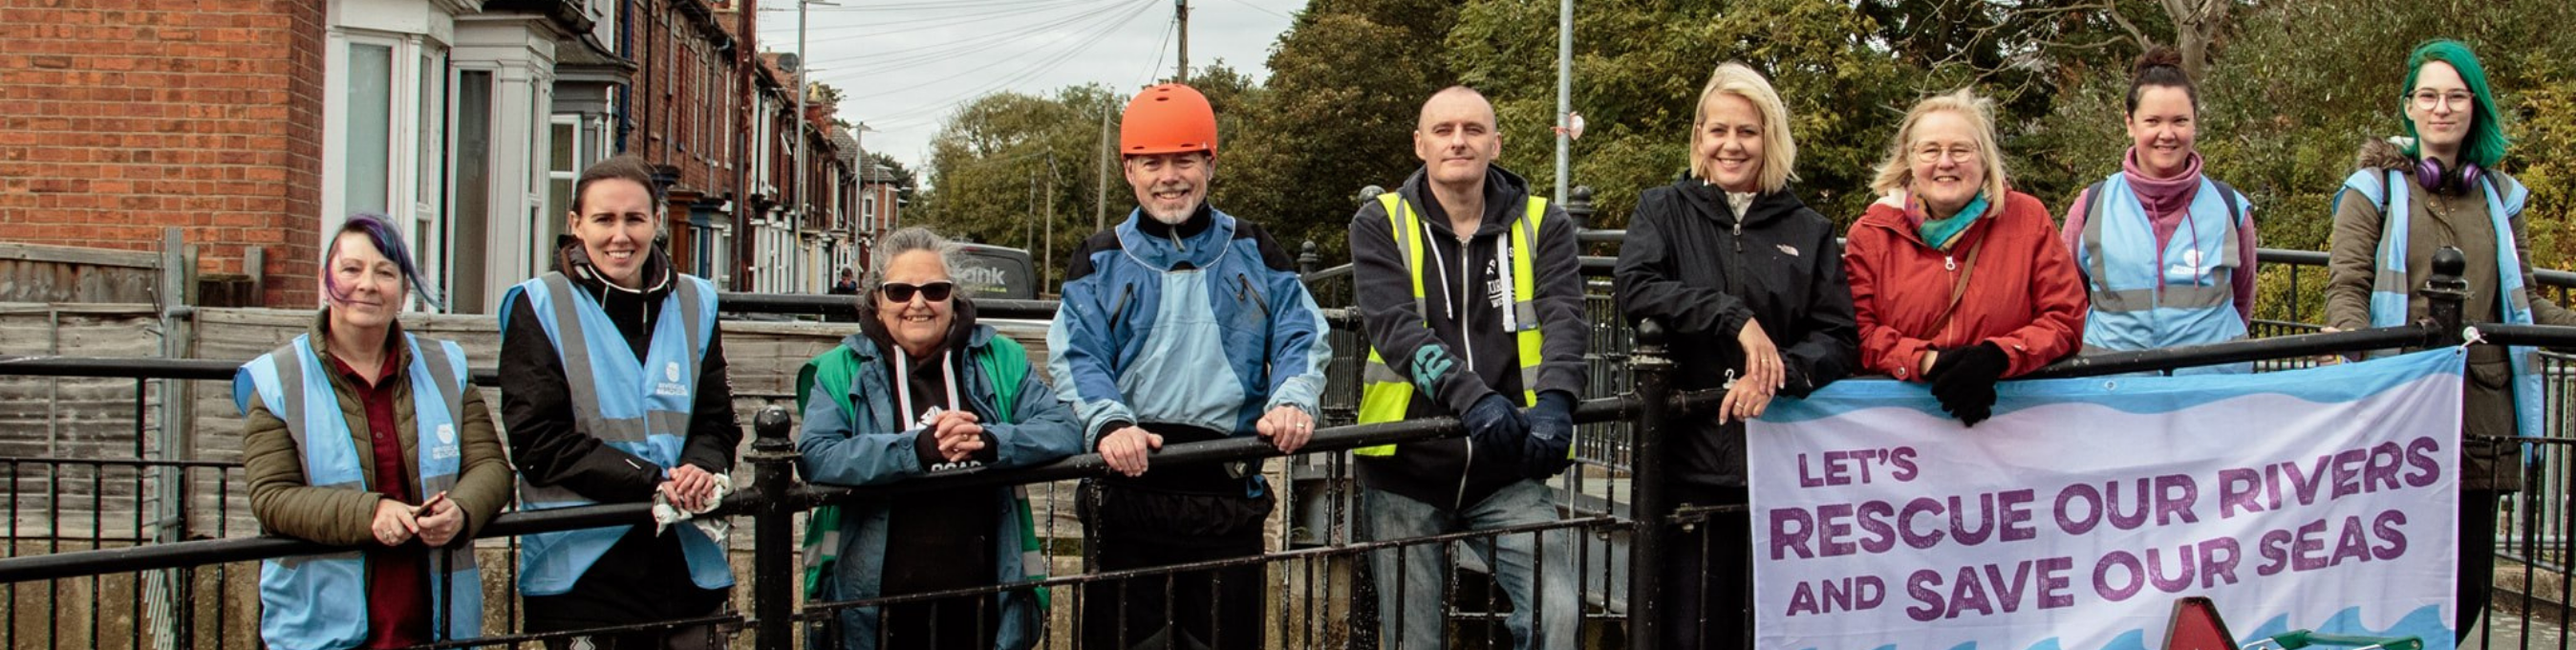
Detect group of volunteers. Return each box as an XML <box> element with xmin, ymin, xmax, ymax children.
<box><xmin>232</xmin><ymin>35</ymin><xmax>2554</xmax><ymax>650</ymax></box>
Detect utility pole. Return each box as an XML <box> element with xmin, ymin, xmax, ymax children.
<box><xmin>1174</xmin><ymin>0</ymin><xmax>1190</xmax><ymax>81</ymax></box>
<box><xmin>1094</xmin><ymin>109</ymin><xmax>1112</xmax><ymax>231</ymax></box>
<box><xmin>793</xmin><ymin>0</ymin><xmax>813</xmax><ymax>292</ymax></box>
<box><xmin>1553</xmin><ymin>0</ymin><xmax>1572</xmax><ymax>203</ymax></box>
<box><xmin>1044</xmin><ymin>152</ymin><xmax>1059</xmax><ymax>291</ymax></box>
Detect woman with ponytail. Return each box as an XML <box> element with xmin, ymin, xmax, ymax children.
<box><xmin>2060</xmin><ymin>47</ymin><xmax>2260</xmax><ymax>373</ymax></box>
<box><xmin>2323</xmin><ymin>38</ymin><xmax>2576</xmax><ymax>639</ymax></box>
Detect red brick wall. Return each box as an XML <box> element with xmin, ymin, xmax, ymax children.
<box><xmin>0</xmin><ymin>0</ymin><xmax>328</xmax><ymax>307</ymax></box>
<box><xmin>626</xmin><ymin>0</ymin><xmax>737</xmax><ymax>200</ymax></box>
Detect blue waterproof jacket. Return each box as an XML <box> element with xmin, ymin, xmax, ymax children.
<box><xmin>1046</xmin><ymin>206</ymin><xmax>1332</xmax><ymax>493</ymax></box>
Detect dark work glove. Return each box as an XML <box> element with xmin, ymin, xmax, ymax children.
<box><xmin>1521</xmin><ymin>391</ymin><xmax>1578</xmax><ymax>479</ymax></box>
<box><xmin>1463</xmin><ymin>393</ymin><xmax>1530</xmax><ymax>467</ymax></box>
<box><xmin>1928</xmin><ymin>342</ymin><xmax>2009</xmax><ymax>427</ymax></box>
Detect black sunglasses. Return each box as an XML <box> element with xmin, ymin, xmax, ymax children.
<box><xmin>879</xmin><ymin>281</ymin><xmax>955</xmax><ymax>303</ymax></box>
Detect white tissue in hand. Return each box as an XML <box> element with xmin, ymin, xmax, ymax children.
<box><xmin>652</xmin><ymin>472</ymin><xmax>734</xmax><ymax>545</ymax></box>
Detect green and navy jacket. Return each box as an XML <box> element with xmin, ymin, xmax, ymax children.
<box><xmin>793</xmin><ymin>325</ymin><xmax>1081</xmax><ymax>650</ymax></box>
<box><xmin>232</xmin><ymin>333</ymin><xmax>483</xmax><ymax>650</ymax></box>
<box><xmin>1045</xmin><ymin>205</ymin><xmax>1333</xmax><ymax>495</ymax></box>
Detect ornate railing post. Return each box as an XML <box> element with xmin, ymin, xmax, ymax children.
<box><xmin>2425</xmin><ymin>246</ymin><xmax>2469</xmax><ymax>344</ymax></box>
<box><xmin>1626</xmin><ymin>318</ymin><xmax>1672</xmax><ymax>650</ymax></box>
<box><xmin>748</xmin><ymin>404</ymin><xmax>799</xmax><ymax>650</ymax></box>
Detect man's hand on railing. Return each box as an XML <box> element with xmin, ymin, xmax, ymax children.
<box><xmin>1100</xmin><ymin>426</ymin><xmax>1164</xmax><ymax>477</ymax></box>
<box><xmin>1256</xmin><ymin>405</ymin><xmax>1314</xmax><ymax>454</ymax></box>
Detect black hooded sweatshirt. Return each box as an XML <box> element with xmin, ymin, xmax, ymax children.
<box><xmin>1346</xmin><ymin>164</ymin><xmax>1589</xmax><ymax>510</ymax></box>
<box><xmin>1613</xmin><ymin>175</ymin><xmax>1859</xmax><ymax>488</ymax></box>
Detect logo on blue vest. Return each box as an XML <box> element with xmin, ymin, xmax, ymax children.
<box><xmin>656</xmin><ymin>361</ymin><xmax>689</xmax><ymax>397</ymax></box>
<box><xmin>431</xmin><ymin>423</ymin><xmax>461</xmax><ymax>460</ymax></box>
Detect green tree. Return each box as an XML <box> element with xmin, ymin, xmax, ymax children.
<box><xmin>1221</xmin><ymin>0</ymin><xmax>1463</xmax><ymax>266</ymax></box>
<box><xmin>865</xmin><ymin>152</ymin><xmax>918</xmax><ymax>206</ymax></box>
<box><xmin>910</xmin><ymin>85</ymin><xmax>1123</xmax><ymax>291</ymax></box>
<box><xmin>1448</xmin><ymin>0</ymin><xmax>1924</xmax><ymax>228</ymax></box>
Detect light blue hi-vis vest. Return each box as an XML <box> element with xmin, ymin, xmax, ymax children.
<box><xmin>230</xmin><ymin>333</ymin><xmax>483</xmax><ymax>650</ymax></box>
<box><xmin>2075</xmin><ymin>175</ymin><xmax>2249</xmax><ymax>375</ymax></box>
<box><xmin>503</xmin><ymin>271</ymin><xmax>734</xmax><ymax>595</ymax></box>
<box><xmin>2343</xmin><ymin>167</ymin><xmax>2543</xmax><ymax>438</ymax></box>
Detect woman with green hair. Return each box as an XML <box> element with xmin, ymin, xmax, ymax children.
<box><xmin>2323</xmin><ymin>38</ymin><xmax>2576</xmax><ymax>639</ymax></box>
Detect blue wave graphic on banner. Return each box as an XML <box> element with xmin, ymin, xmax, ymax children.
<box><xmin>1788</xmin><ymin>606</ymin><xmax>2448</xmax><ymax>650</ymax></box>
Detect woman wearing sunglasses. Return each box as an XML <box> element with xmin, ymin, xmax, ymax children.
<box><xmin>793</xmin><ymin>227</ymin><xmax>1082</xmax><ymax>650</ymax></box>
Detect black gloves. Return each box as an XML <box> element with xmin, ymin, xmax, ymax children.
<box><xmin>1521</xmin><ymin>391</ymin><xmax>1578</xmax><ymax>479</ymax></box>
<box><xmin>1928</xmin><ymin>341</ymin><xmax>2010</xmax><ymax>427</ymax></box>
<box><xmin>1463</xmin><ymin>393</ymin><xmax>1531</xmax><ymax>467</ymax></box>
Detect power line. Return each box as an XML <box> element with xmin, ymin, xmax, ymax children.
<box><xmin>1216</xmin><ymin>0</ymin><xmax>1289</xmax><ymax>20</ymax></box>
<box><xmin>1136</xmin><ymin>13</ymin><xmax>1174</xmax><ymax>89</ymax></box>
<box><xmin>844</xmin><ymin>0</ymin><xmax>1156</xmax><ymax>127</ymax></box>
<box><xmin>759</xmin><ymin>0</ymin><xmax>1125</xmax><ymax>39</ymax></box>
<box><xmin>799</xmin><ymin>0</ymin><xmax>1147</xmax><ymax>69</ymax></box>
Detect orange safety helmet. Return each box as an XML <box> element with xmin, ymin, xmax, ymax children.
<box><xmin>1119</xmin><ymin>83</ymin><xmax>1217</xmax><ymax>157</ymax></box>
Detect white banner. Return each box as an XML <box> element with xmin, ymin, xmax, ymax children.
<box><xmin>1749</xmin><ymin>348</ymin><xmax>2465</xmax><ymax>650</ymax></box>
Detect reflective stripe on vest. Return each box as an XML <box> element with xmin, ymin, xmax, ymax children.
<box><xmin>507</xmin><ymin>272</ymin><xmax>736</xmax><ymax>595</ymax></box>
<box><xmin>1356</xmin><ymin>193</ymin><xmax>1548</xmax><ymax>456</ymax></box>
<box><xmin>2346</xmin><ymin>167</ymin><xmax>2544</xmax><ymax>437</ymax></box>
<box><xmin>231</xmin><ymin>333</ymin><xmax>483</xmax><ymax>649</ymax></box>
<box><xmin>2076</xmin><ymin>175</ymin><xmax>2249</xmax><ymax>374</ymax></box>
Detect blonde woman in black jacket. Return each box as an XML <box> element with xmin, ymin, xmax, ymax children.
<box><xmin>1614</xmin><ymin>61</ymin><xmax>1859</xmax><ymax>648</ymax></box>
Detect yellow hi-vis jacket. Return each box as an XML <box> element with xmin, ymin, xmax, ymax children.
<box><xmin>1355</xmin><ymin>192</ymin><xmax>1549</xmax><ymax>455</ymax></box>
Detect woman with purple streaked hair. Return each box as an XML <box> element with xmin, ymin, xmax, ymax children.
<box><xmin>234</xmin><ymin>212</ymin><xmax>512</xmax><ymax>650</ymax></box>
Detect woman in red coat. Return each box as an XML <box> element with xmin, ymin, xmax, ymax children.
<box><xmin>1841</xmin><ymin>88</ymin><xmax>2088</xmax><ymax>425</ymax></box>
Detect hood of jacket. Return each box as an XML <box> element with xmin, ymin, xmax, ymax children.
<box><xmin>2356</xmin><ymin>137</ymin><xmax>2415</xmax><ymax>173</ymax></box>
<box><xmin>1396</xmin><ymin>163</ymin><xmax>1538</xmax><ymax>241</ymax></box>
<box><xmin>1116</xmin><ymin>203</ymin><xmax>1235</xmax><ymax>271</ymax></box>
<box><xmin>552</xmin><ymin>234</ymin><xmax>677</xmax><ymax>302</ymax></box>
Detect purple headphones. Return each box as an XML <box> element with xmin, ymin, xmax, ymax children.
<box><xmin>2415</xmin><ymin>157</ymin><xmax>2485</xmax><ymax>196</ymax></box>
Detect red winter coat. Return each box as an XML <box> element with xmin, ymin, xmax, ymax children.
<box><xmin>1841</xmin><ymin>190</ymin><xmax>2088</xmax><ymax>381</ymax></box>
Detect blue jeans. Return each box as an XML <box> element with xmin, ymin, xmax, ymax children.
<box><xmin>1364</xmin><ymin>481</ymin><xmax>1580</xmax><ymax>650</ymax></box>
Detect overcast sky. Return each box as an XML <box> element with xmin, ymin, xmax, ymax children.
<box><xmin>758</xmin><ymin>0</ymin><xmax>1303</xmax><ymax>170</ymax></box>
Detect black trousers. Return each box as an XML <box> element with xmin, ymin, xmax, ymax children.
<box><xmin>1077</xmin><ymin>478</ymin><xmax>1272</xmax><ymax>650</ymax></box>
<box><xmin>2457</xmin><ymin>488</ymin><xmax>2500</xmax><ymax>642</ymax></box>
<box><xmin>1662</xmin><ymin>485</ymin><xmax>1752</xmax><ymax>650</ymax></box>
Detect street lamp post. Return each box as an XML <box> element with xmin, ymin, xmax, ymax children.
<box><xmin>792</xmin><ymin>0</ymin><xmax>838</xmax><ymax>292</ymax></box>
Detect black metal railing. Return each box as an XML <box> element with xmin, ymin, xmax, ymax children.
<box><xmin>2</xmin><ymin>245</ymin><xmax>2574</xmax><ymax>648</ymax></box>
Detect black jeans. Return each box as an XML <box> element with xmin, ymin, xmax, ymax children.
<box><xmin>2457</xmin><ymin>488</ymin><xmax>2500</xmax><ymax>642</ymax></box>
<box><xmin>1662</xmin><ymin>484</ymin><xmax>1751</xmax><ymax>650</ymax></box>
<box><xmin>1077</xmin><ymin>479</ymin><xmax>1272</xmax><ymax>650</ymax></box>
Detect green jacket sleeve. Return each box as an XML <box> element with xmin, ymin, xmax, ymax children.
<box><xmin>448</xmin><ymin>386</ymin><xmax>514</xmax><ymax>540</ymax></box>
<box><xmin>243</xmin><ymin>403</ymin><xmax>385</xmax><ymax>547</ymax></box>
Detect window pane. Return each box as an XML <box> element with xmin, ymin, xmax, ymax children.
<box><xmin>451</xmin><ymin>70</ymin><xmax>493</xmax><ymax>314</ymax></box>
<box><xmin>347</xmin><ymin>43</ymin><xmax>394</xmax><ymax>214</ymax></box>
<box><xmin>548</xmin><ymin>178</ymin><xmax>572</xmax><ymax>226</ymax></box>
<box><xmin>550</xmin><ymin>121</ymin><xmax>574</xmax><ymax>172</ymax></box>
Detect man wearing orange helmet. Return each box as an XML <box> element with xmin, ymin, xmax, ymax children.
<box><xmin>1047</xmin><ymin>82</ymin><xmax>1332</xmax><ymax>649</ymax></box>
